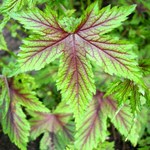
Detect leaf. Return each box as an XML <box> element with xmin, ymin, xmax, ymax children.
<box><xmin>105</xmin><ymin>80</ymin><xmax>144</xmax><ymax>113</ymax></box>
<box><xmin>0</xmin><ymin>77</ymin><xmax>10</xmax><ymax>119</ymax></box>
<box><xmin>0</xmin><ymin>15</ymin><xmax>10</xmax><ymax>32</ymax></box>
<box><xmin>75</xmin><ymin>91</ymin><xmax>108</xmax><ymax>150</ymax></box>
<box><xmin>0</xmin><ymin>77</ymin><xmax>30</xmax><ymax>150</ymax></box>
<box><xmin>29</xmin><ymin>111</ymin><xmax>74</xmax><ymax>150</ymax></box>
<box><xmin>105</xmin><ymin>80</ymin><xmax>132</xmax><ymax>104</ymax></box>
<box><xmin>11</xmin><ymin>7</ymin><xmax>69</xmax><ymax>71</ymax></box>
<box><xmin>2</xmin><ymin>102</ymin><xmax>30</xmax><ymax>150</ymax></box>
<box><xmin>11</xmin><ymin>75</ymin><xmax>49</xmax><ymax>112</ymax></box>
<box><xmin>94</xmin><ymin>141</ymin><xmax>114</xmax><ymax>150</ymax></box>
<box><xmin>11</xmin><ymin>3</ymin><xmax>141</xmax><ymax>122</ymax></box>
<box><xmin>138</xmin><ymin>137</ymin><xmax>150</xmax><ymax>150</ymax></box>
<box><xmin>0</xmin><ymin>76</ymin><xmax>48</xmax><ymax>149</ymax></box>
<box><xmin>145</xmin><ymin>90</ymin><xmax>150</xmax><ymax>107</ymax></box>
<box><xmin>75</xmin><ymin>91</ymin><xmax>141</xmax><ymax>150</ymax></box>
<box><xmin>128</xmin><ymin>107</ymin><xmax>149</xmax><ymax>146</ymax></box>
<box><xmin>0</xmin><ymin>33</ymin><xmax>8</xmax><ymax>51</ymax></box>
<box><xmin>34</xmin><ymin>62</ymin><xmax>58</xmax><ymax>86</ymax></box>
<box><xmin>104</xmin><ymin>96</ymin><xmax>138</xmax><ymax>145</ymax></box>
<box><xmin>77</xmin><ymin>3</ymin><xmax>136</xmax><ymax>35</ymax></box>
<box><xmin>0</xmin><ymin>0</ymin><xmax>27</xmax><ymax>13</ymax></box>
<box><xmin>139</xmin><ymin>58</ymin><xmax>150</xmax><ymax>75</ymax></box>
<box><xmin>57</xmin><ymin>47</ymin><xmax>96</xmax><ymax>122</ymax></box>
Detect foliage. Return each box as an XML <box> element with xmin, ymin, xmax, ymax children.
<box><xmin>0</xmin><ymin>0</ymin><xmax>150</xmax><ymax>150</ymax></box>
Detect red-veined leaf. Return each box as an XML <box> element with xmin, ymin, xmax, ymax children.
<box><xmin>29</xmin><ymin>111</ymin><xmax>74</xmax><ymax>150</ymax></box>
<box><xmin>11</xmin><ymin>7</ymin><xmax>69</xmax><ymax>72</ymax></box>
<box><xmin>105</xmin><ymin>80</ymin><xmax>143</xmax><ymax>113</ymax></box>
<box><xmin>77</xmin><ymin>3</ymin><xmax>136</xmax><ymax>35</ymax></box>
<box><xmin>57</xmin><ymin>34</ymin><xmax>96</xmax><ymax>122</ymax></box>
<box><xmin>2</xmin><ymin>102</ymin><xmax>30</xmax><ymax>150</ymax></box>
<box><xmin>0</xmin><ymin>77</ymin><xmax>29</xmax><ymax>150</ymax></box>
<box><xmin>75</xmin><ymin>91</ymin><xmax>140</xmax><ymax>150</ymax></box>
<box><xmin>0</xmin><ymin>76</ymin><xmax>48</xmax><ymax>149</ymax></box>
<box><xmin>11</xmin><ymin>3</ymin><xmax>141</xmax><ymax>123</ymax></box>
<box><xmin>75</xmin><ymin>91</ymin><xmax>108</xmax><ymax>150</ymax></box>
<box><xmin>10</xmin><ymin>76</ymin><xmax>49</xmax><ymax>112</ymax></box>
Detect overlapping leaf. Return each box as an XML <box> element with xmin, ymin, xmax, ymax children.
<box><xmin>0</xmin><ymin>77</ymin><xmax>10</xmax><ymax>119</ymax></box>
<box><xmin>0</xmin><ymin>77</ymin><xmax>29</xmax><ymax>150</ymax></box>
<box><xmin>11</xmin><ymin>3</ymin><xmax>141</xmax><ymax>122</ymax></box>
<box><xmin>139</xmin><ymin>58</ymin><xmax>150</xmax><ymax>75</ymax></box>
<box><xmin>105</xmin><ymin>80</ymin><xmax>144</xmax><ymax>113</ymax></box>
<box><xmin>0</xmin><ymin>0</ymin><xmax>27</xmax><ymax>13</ymax></box>
<box><xmin>29</xmin><ymin>111</ymin><xmax>74</xmax><ymax>150</ymax></box>
<box><xmin>2</xmin><ymin>101</ymin><xmax>30</xmax><ymax>150</ymax></box>
<box><xmin>75</xmin><ymin>91</ymin><xmax>108</xmax><ymax>150</ymax></box>
<box><xmin>93</xmin><ymin>141</ymin><xmax>114</xmax><ymax>150</ymax></box>
<box><xmin>75</xmin><ymin>91</ymin><xmax>139</xmax><ymax>150</ymax></box>
<box><xmin>0</xmin><ymin>76</ymin><xmax>48</xmax><ymax>150</ymax></box>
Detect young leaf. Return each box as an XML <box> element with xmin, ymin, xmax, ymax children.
<box><xmin>11</xmin><ymin>3</ymin><xmax>141</xmax><ymax>122</ymax></box>
<box><xmin>105</xmin><ymin>79</ymin><xmax>144</xmax><ymax>113</ymax></box>
<box><xmin>29</xmin><ymin>111</ymin><xmax>74</xmax><ymax>150</ymax></box>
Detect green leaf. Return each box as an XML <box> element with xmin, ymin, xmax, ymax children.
<box><xmin>0</xmin><ymin>0</ymin><xmax>27</xmax><ymax>13</ymax></box>
<box><xmin>75</xmin><ymin>92</ymin><xmax>108</xmax><ymax>150</ymax></box>
<box><xmin>94</xmin><ymin>141</ymin><xmax>114</xmax><ymax>150</ymax></box>
<box><xmin>0</xmin><ymin>77</ymin><xmax>30</xmax><ymax>150</ymax></box>
<box><xmin>126</xmin><ymin>106</ymin><xmax>149</xmax><ymax>146</ymax></box>
<box><xmin>11</xmin><ymin>74</ymin><xmax>49</xmax><ymax>112</ymax></box>
<box><xmin>29</xmin><ymin>111</ymin><xmax>74</xmax><ymax>150</ymax></box>
<box><xmin>0</xmin><ymin>77</ymin><xmax>10</xmax><ymax>119</ymax></box>
<box><xmin>0</xmin><ymin>75</ymin><xmax>48</xmax><ymax>149</ymax></box>
<box><xmin>57</xmin><ymin>53</ymin><xmax>96</xmax><ymax>123</ymax></box>
<box><xmin>11</xmin><ymin>3</ymin><xmax>141</xmax><ymax>124</ymax></box>
<box><xmin>0</xmin><ymin>15</ymin><xmax>10</xmax><ymax>32</ymax></box>
<box><xmin>138</xmin><ymin>137</ymin><xmax>150</xmax><ymax>150</ymax></box>
<box><xmin>2</xmin><ymin>102</ymin><xmax>30</xmax><ymax>150</ymax></box>
<box><xmin>0</xmin><ymin>33</ymin><xmax>8</xmax><ymax>51</ymax></box>
<box><xmin>78</xmin><ymin>3</ymin><xmax>136</xmax><ymax>35</ymax></box>
<box><xmin>139</xmin><ymin>58</ymin><xmax>150</xmax><ymax>75</ymax></box>
<box><xmin>34</xmin><ymin>62</ymin><xmax>58</xmax><ymax>86</ymax></box>
<box><xmin>105</xmin><ymin>80</ymin><xmax>144</xmax><ymax>113</ymax></box>
<box><xmin>75</xmin><ymin>91</ymin><xmax>142</xmax><ymax>149</ymax></box>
